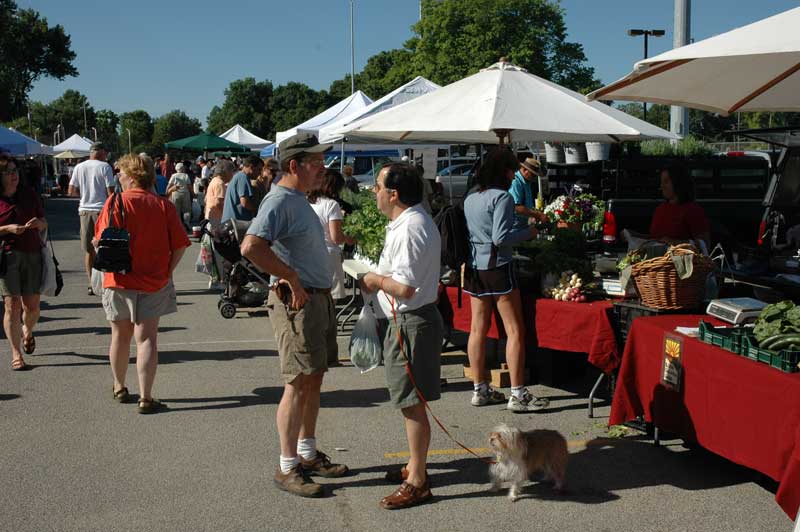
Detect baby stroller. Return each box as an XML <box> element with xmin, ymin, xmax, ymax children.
<box><xmin>201</xmin><ymin>219</ymin><xmax>271</xmax><ymax>319</ymax></box>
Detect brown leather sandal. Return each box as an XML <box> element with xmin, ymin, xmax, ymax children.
<box><xmin>380</xmin><ymin>480</ymin><xmax>432</xmax><ymax>510</ymax></box>
<box><xmin>22</xmin><ymin>335</ymin><xmax>35</xmax><ymax>355</ymax></box>
<box><xmin>11</xmin><ymin>357</ymin><xmax>28</xmax><ymax>371</ymax></box>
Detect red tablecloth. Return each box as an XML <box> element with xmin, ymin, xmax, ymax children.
<box><xmin>610</xmin><ymin>314</ymin><xmax>800</xmax><ymax>519</ymax></box>
<box><xmin>444</xmin><ymin>287</ymin><xmax>620</xmax><ymax>373</ymax></box>
<box><xmin>534</xmin><ymin>299</ymin><xmax>619</xmax><ymax>373</ymax></box>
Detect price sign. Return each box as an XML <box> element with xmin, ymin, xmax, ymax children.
<box><xmin>661</xmin><ymin>333</ymin><xmax>683</xmax><ymax>392</ymax></box>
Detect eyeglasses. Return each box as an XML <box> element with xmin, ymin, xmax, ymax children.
<box><xmin>301</xmin><ymin>158</ymin><xmax>325</xmax><ymax>168</ymax></box>
<box><xmin>373</xmin><ymin>183</ymin><xmax>395</xmax><ymax>194</ymax></box>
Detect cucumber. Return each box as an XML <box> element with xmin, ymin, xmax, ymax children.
<box><xmin>760</xmin><ymin>333</ymin><xmax>796</xmax><ymax>349</ymax></box>
<box><xmin>768</xmin><ymin>336</ymin><xmax>800</xmax><ymax>351</ymax></box>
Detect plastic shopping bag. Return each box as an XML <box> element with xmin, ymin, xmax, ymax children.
<box><xmin>349</xmin><ymin>300</ymin><xmax>383</xmax><ymax>374</ymax></box>
<box><xmin>195</xmin><ymin>234</ymin><xmax>214</xmax><ymax>274</ymax></box>
<box><xmin>91</xmin><ymin>268</ymin><xmax>105</xmax><ymax>297</ymax></box>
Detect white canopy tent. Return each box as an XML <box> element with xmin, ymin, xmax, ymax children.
<box><xmin>318</xmin><ymin>77</ymin><xmax>441</xmax><ymax>144</ymax></box>
<box><xmin>53</xmin><ymin>133</ymin><xmax>93</xmax><ymax>155</ymax></box>
<box><xmin>587</xmin><ymin>7</ymin><xmax>800</xmax><ymax>115</ymax></box>
<box><xmin>275</xmin><ymin>90</ymin><xmax>373</xmax><ymax>146</ymax></box>
<box><xmin>219</xmin><ymin>124</ymin><xmax>271</xmax><ymax>151</ymax></box>
<box><xmin>337</xmin><ymin>61</ymin><xmax>678</xmax><ymax>145</ymax></box>
<box><xmin>0</xmin><ymin>126</ymin><xmax>53</xmax><ymax>156</ymax></box>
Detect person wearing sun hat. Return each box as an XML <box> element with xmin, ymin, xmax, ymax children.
<box><xmin>509</xmin><ymin>156</ymin><xmax>548</xmax><ymax>229</ymax></box>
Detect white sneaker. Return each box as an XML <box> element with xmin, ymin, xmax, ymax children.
<box><xmin>471</xmin><ymin>388</ymin><xmax>506</xmax><ymax>406</ymax></box>
<box><xmin>507</xmin><ymin>390</ymin><xmax>549</xmax><ymax>413</ymax></box>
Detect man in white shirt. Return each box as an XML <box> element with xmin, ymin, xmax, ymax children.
<box><xmin>361</xmin><ymin>162</ymin><xmax>443</xmax><ymax>510</ymax></box>
<box><xmin>68</xmin><ymin>141</ymin><xmax>115</xmax><ymax>295</ymax></box>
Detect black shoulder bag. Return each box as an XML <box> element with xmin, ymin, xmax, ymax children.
<box><xmin>93</xmin><ymin>193</ymin><xmax>132</xmax><ymax>274</ymax></box>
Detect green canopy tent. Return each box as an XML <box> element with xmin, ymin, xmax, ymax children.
<box><xmin>163</xmin><ymin>132</ymin><xmax>251</xmax><ymax>153</ymax></box>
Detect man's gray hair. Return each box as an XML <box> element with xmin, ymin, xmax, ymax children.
<box><xmin>213</xmin><ymin>159</ymin><xmax>236</xmax><ymax>177</ymax></box>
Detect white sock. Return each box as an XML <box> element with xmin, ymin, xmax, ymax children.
<box><xmin>297</xmin><ymin>438</ymin><xmax>317</xmax><ymax>461</ymax></box>
<box><xmin>511</xmin><ymin>386</ymin><xmax>527</xmax><ymax>400</ymax></box>
<box><xmin>279</xmin><ymin>455</ymin><xmax>300</xmax><ymax>474</ymax></box>
<box><xmin>474</xmin><ymin>381</ymin><xmax>489</xmax><ymax>394</ymax></box>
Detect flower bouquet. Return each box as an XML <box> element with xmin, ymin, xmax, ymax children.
<box><xmin>544</xmin><ymin>193</ymin><xmax>604</xmax><ymax>231</ymax></box>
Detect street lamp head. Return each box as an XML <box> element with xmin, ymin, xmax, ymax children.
<box><xmin>651</xmin><ymin>29</ymin><xmax>666</xmax><ymax>37</ymax></box>
<box><xmin>627</xmin><ymin>29</ymin><xmax>645</xmax><ymax>36</ymax></box>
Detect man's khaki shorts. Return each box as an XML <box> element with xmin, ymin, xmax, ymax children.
<box><xmin>79</xmin><ymin>211</ymin><xmax>100</xmax><ymax>253</ymax></box>
<box><xmin>268</xmin><ymin>290</ymin><xmax>337</xmax><ymax>384</ymax></box>
<box><xmin>102</xmin><ymin>282</ymin><xmax>177</xmax><ymax>323</ymax></box>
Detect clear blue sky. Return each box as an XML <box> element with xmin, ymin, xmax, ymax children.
<box><xmin>20</xmin><ymin>0</ymin><xmax>800</xmax><ymax>126</ymax></box>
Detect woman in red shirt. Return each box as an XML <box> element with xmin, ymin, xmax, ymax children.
<box><xmin>649</xmin><ymin>165</ymin><xmax>710</xmax><ymax>247</ymax></box>
<box><xmin>0</xmin><ymin>155</ymin><xmax>48</xmax><ymax>370</ymax></box>
<box><xmin>95</xmin><ymin>154</ymin><xmax>190</xmax><ymax>414</ymax></box>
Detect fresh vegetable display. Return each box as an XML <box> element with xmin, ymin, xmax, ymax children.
<box><xmin>753</xmin><ymin>300</ymin><xmax>800</xmax><ymax>351</ymax></box>
<box><xmin>342</xmin><ymin>191</ymin><xmax>387</xmax><ymax>265</ymax></box>
<box><xmin>617</xmin><ymin>249</ymin><xmax>645</xmax><ymax>272</ymax></box>
<box><xmin>548</xmin><ymin>272</ymin><xmax>587</xmax><ymax>302</ymax></box>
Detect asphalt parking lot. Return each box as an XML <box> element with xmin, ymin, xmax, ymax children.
<box><xmin>0</xmin><ymin>197</ymin><xmax>794</xmax><ymax>532</ymax></box>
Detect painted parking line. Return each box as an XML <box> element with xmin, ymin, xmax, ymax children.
<box><xmin>383</xmin><ymin>438</ymin><xmax>621</xmax><ymax>459</ymax></box>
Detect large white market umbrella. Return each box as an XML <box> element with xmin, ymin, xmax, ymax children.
<box><xmin>336</xmin><ymin>61</ymin><xmax>677</xmax><ymax>145</ymax></box>
<box><xmin>219</xmin><ymin>124</ymin><xmax>271</xmax><ymax>151</ymax></box>
<box><xmin>587</xmin><ymin>7</ymin><xmax>800</xmax><ymax>115</ymax></box>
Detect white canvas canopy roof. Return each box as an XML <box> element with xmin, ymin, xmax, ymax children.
<box><xmin>0</xmin><ymin>126</ymin><xmax>53</xmax><ymax>156</ymax></box>
<box><xmin>587</xmin><ymin>7</ymin><xmax>800</xmax><ymax>115</ymax></box>
<box><xmin>219</xmin><ymin>124</ymin><xmax>271</xmax><ymax>150</ymax></box>
<box><xmin>337</xmin><ymin>62</ymin><xmax>677</xmax><ymax>144</ymax></box>
<box><xmin>318</xmin><ymin>77</ymin><xmax>441</xmax><ymax>144</ymax></box>
<box><xmin>275</xmin><ymin>90</ymin><xmax>373</xmax><ymax>146</ymax></box>
<box><xmin>53</xmin><ymin>133</ymin><xmax>93</xmax><ymax>155</ymax></box>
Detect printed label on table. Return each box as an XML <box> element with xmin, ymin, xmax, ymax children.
<box><xmin>661</xmin><ymin>333</ymin><xmax>683</xmax><ymax>392</ymax></box>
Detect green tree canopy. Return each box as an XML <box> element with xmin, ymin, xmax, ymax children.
<box><xmin>94</xmin><ymin>110</ymin><xmax>120</xmax><ymax>155</ymax></box>
<box><xmin>152</xmin><ymin>110</ymin><xmax>202</xmax><ymax>150</ymax></box>
<box><xmin>206</xmin><ymin>78</ymin><xmax>274</xmax><ymax>139</ymax></box>
<box><xmin>411</xmin><ymin>0</ymin><xmax>599</xmax><ymax>92</ymax></box>
<box><xmin>0</xmin><ymin>0</ymin><xmax>77</xmax><ymax>121</ymax></box>
<box><xmin>48</xmin><ymin>89</ymin><xmax>95</xmax><ymax>138</ymax></box>
<box><xmin>119</xmin><ymin>110</ymin><xmax>153</xmax><ymax>154</ymax></box>
<box><xmin>270</xmin><ymin>82</ymin><xmax>329</xmax><ymax>133</ymax></box>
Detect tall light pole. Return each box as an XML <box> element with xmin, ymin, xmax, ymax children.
<box><xmin>91</xmin><ymin>127</ymin><xmax>97</xmax><ymax>141</ymax></box>
<box><xmin>82</xmin><ymin>101</ymin><xmax>88</xmax><ymax>137</ymax></box>
<box><xmin>627</xmin><ymin>29</ymin><xmax>665</xmax><ymax>122</ymax></box>
<box><xmin>671</xmin><ymin>0</ymin><xmax>691</xmax><ymax>139</ymax></box>
<box><xmin>126</xmin><ymin>128</ymin><xmax>132</xmax><ymax>153</ymax></box>
<box><xmin>26</xmin><ymin>103</ymin><xmax>33</xmax><ymax>138</ymax></box>
<box><xmin>349</xmin><ymin>0</ymin><xmax>355</xmax><ymax>94</ymax></box>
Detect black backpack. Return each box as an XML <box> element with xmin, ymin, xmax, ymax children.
<box><xmin>434</xmin><ymin>204</ymin><xmax>471</xmax><ymax>307</ymax></box>
<box><xmin>93</xmin><ymin>193</ymin><xmax>132</xmax><ymax>274</ymax></box>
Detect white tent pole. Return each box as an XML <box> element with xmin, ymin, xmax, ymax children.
<box><xmin>447</xmin><ymin>145</ymin><xmax>453</xmax><ymax>204</ymax></box>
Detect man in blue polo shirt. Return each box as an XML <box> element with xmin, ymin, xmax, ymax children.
<box><xmin>241</xmin><ymin>133</ymin><xmax>347</xmax><ymax>499</ymax></box>
<box><xmin>509</xmin><ymin>156</ymin><xmax>548</xmax><ymax>229</ymax></box>
<box><xmin>221</xmin><ymin>155</ymin><xmax>263</xmax><ymax>223</ymax></box>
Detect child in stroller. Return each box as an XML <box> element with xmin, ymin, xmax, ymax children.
<box><xmin>201</xmin><ymin>219</ymin><xmax>271</xmax><ymax>318</ymax></box>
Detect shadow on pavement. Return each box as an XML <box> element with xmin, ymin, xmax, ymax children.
<box><xmin>336</xmin><ymin>436</ymin><xmax>753</xmax><ymax>504</ymax></box>
<box><xmin>30</xmin><ymin>326</ymin><xmax>187</xmax><ymax>338</ymax></box>
<box><xmin>30</xmin><ymin>348</ymin><xmax>276</xmax><ymax>367</ymax></box>
<box><xmin>0</xmin><ymin>394</ymin><xmax>20</xmax><ymax>401</ymax></box>
<box><xmin>40</xmin><ymin>301</ymin><xmax>102</xmax><ymax>311</ymax></box>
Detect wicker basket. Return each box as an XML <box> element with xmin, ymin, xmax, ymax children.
<box><xmin>630</xmin><ymin>244</ymin><xmax>714</xmax><ymax>310</ymax></box>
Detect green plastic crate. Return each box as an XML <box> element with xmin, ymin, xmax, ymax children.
<box><xmin>698</xmin><ymin>321</ymin><xmax>749</xmax><ymax>354</ymax></box>
<box><xmin>741</xmin><ymin>336</ymin><xmax>800</xmax><ymax>373</ymax></box>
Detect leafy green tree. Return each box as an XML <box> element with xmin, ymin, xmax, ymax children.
<box><xmin>206</xmin><ymin>77</ymin><xmax>274</xmax><ymax>139</ymax></box>
<box><xmin>152</xmin><ymin>110</ymin><xmax>202</xmax><ymax>151</ymax></box>
<box><xmin>118</xmin><ymin>110</ymin><xmax>153</xmax><ymax>153</ymax></box>
<box><xmin>411</xmin><ymin>0</ymin><xmax>599</xmax><ymax>91</ymax></box>
<box><xmin>0</xmin><ymin>0</ymin><xmax>77</xmax><ymax>121</ymax></box>
<box><xmin>270</xmin><ymin>82</ymin><xmax>329</xmax><ymax>133</ymax></box>
<box><xmin>48</xmin><ymin>89</ymin><xmax>95</xmax><ymax>138</ymax></box>
<box><xmin>616</xmin><ymin>103</ymin><xmax>671</xmax><ymax>131</ymax></box>
<box><xmin>94</xmin><ymin>110</ymin><xmax>120</xmax><ymax>155</ymax></box>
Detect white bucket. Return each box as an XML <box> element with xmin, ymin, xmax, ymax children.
<box><xmin>586</xmin><ymin>142</ymin><xmax>611</xmax><ymax>161</ymax></box>
<box><xmin>564</xmin><ymin>143</ymin><xmax>587</xmax><ymax>164</ymax></box>
<box><xmin>544</xmin><ymin>142</ymin><xmax>564</xmax><ymax>164</ymax></box>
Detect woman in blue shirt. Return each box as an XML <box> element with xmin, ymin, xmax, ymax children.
<box><xmin>463</xmin><ymin>148</ymin><xmax>549</xmax><ymax>413</ymax></box>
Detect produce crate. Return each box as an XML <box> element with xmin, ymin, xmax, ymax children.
<box><xmin>612</xmin><ymin>300</ymin><xmax>689</xmax><ymax>345</ymax></box>
<box><xmin>741</xmin><ymin>336</ymin><xmax>800</xmax><ymax>373</ymax></box>
<box><xmin>698</xmin><ymin>321</ymin><xmax>749</xmax><ymax>354</ymax></box>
